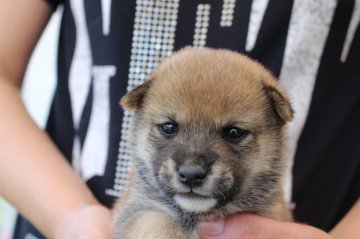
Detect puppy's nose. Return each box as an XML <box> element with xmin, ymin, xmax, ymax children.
<box><xmin>178</xmin><ymin>165</ymin><xmax>207</xmax><ymax>187</ymax></box>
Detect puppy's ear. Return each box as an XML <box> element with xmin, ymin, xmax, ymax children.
<box><xmin>262</xmin><ymin>77</ymin><xmax>294</xmax><ymax>125</ymax></box>
<box><xmin>120</xmin><ymin>80</ymin><xmax>152</xmax><ymax>111</ymax></box>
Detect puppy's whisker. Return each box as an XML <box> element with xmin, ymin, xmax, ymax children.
<box><xmin>214</xmin><ymin>188</ymin><xmax>226</xmax><ymax>203</ymax></box>
<box><xmin>159</xmin><ymin>184</ymin><xmax>174</xmax><ymax>195</ymax></box>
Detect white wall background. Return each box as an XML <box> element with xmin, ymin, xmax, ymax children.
<box><xmin>0</xmin><ymin>8</ymin><xmax>62</xmax><ymax>239</ymax></box>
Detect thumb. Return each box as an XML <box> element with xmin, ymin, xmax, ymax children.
<box><xmin>197</xmin><ymin>217</ymin><xmax>225</xmax><ymax>238</ymax></box>
<box><xmin>198</xmin><ymin>215</ymin><xmax>261</xmax><ymax>239</ymax></box>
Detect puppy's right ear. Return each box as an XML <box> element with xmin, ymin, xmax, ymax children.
<box><xmin>120</xmin><ymin>80</ymin><xmax>152</xmax><ymax>111</ymax></box>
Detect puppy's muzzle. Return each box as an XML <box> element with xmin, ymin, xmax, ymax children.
<box><xmin>178</xmin><ymin>163</ymin><xmax>208</xmax><ymax>188</ymax></box>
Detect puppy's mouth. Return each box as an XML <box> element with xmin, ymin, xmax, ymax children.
<box><xmin>174</xmin><ymin>192</ymin><xmax>217</xmax><ymax>213</ymax></box>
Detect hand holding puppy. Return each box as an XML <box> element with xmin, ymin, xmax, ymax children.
<box><xmin>198</xmin><ymin>214</ymin><xmax>333</xmax><ymax>239</ymax></box>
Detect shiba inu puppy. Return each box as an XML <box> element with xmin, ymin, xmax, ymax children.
<box><xmin>112</xmin><ymin>47</ymin><xmax>293</xmax><ymax>239</ymax></box>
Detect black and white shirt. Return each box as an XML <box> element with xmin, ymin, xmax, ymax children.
<box><xmin>15</xmin><ymin>0</ymin><xmax>360</xmax><ymax>238</ymax></box>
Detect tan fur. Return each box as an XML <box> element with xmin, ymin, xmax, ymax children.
<box><xmin>113</xmin><ymin>47</ymin><xmax>294</xmax><ymax>239</ymax></box>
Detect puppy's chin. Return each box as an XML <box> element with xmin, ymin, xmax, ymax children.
<box><xmin>174</xmin><ymin>193</ymin><xmax>217</xmax><ymax>213</ymax></box>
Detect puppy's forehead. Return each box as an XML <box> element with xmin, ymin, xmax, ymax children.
<box><xmin>145</xmin><ymin>48</ymin><xmax>270</xmax><ymax>127</ymax></box>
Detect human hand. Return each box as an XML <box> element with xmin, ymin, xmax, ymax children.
<box><xmin>198</xmin><ymin>213</ymin><xmax>334</xmax><ymax>239</ymax></box>
<box><xmin>54</xmin><ymin>204</ymin><xmax>112</xmax><ymax>239</ymax></box>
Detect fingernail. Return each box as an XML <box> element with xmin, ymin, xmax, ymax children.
<box><xmin>198</xmin><ymin>218</ymin><xmax>225</xmax><ymax>237</ymax></box>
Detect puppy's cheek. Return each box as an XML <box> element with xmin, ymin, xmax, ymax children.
<box><xmin>158</xmin><ymin>161</ymin><xmax>171</xmax><ymax>182</ymax></box>
<box><xmin>144</xmin><ymin>129</ymin><xmax>171</xmax><ymax>168</ymax></box>
<box><xmin>202</xmin><ymin>162</ymin><xmax>237</xmax><ymax>199</ymax></box>
<box><xmin>134</xmin><ymin>130</ymin><xmax>158</xmax><ymax>177</ymax></box>
<box><xmin>156</xmin><ymin>159</ymin><xmax>182</xmax><ymax>193</ymax></box>
<box><xmin>209</xmin><ymin>159</ymin><xmax>247</xmax><ymax>205</ymax></box>
<box><xmin>219</xmin><ymin>170</ymin><xmax>235</xmax><ymax>189</ymax></box>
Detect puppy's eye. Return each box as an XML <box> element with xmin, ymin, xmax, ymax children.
<box><xmin>223</xmin><ymin>126</ymin><xmax>248</xmax><ymax>142</ymax></box>
<box><xmin>158</xmin><ymin>122</ymin><xmax>178</xmax><ymax>137</ymax></box>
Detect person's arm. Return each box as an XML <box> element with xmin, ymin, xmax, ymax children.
<box><xmin>0</xmin><ymin>0</ymin><xmax>111</xmax><ymax>238</ymax></box>
<box><xmin>330</xmin><ymin>199</ymin><xmax>360</xmax><ymax>239</ymax></box>
<box><xmin>198</xmin><ymin>200</ymin><xmax>360</xmax><ymax>239</ymax></box>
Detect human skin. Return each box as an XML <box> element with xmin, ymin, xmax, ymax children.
<box><xmin>0</xmin><ymin>0</ymin><xmax>111</xmax><ymax>238</ymax></box>
<box><xmin>198</xmin><ymin>200</ymin><xmax>360</xmax><ymax>239</ymax></box>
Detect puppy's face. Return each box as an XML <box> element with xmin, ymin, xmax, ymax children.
<box><xmin>121</xmin><ymin>48</ymin><xmax>293</xmax><ymax>214</ymax></box>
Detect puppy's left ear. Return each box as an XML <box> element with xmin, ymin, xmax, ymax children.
<box><xmin>120</xmin><ymin>79</ymin><xmax>152</xmax><ymax>111</ymax></box>
<box><xmin>262</xmin><ymin>77</ymin><xmax>294</xmax><ymax>125</ymax></box>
